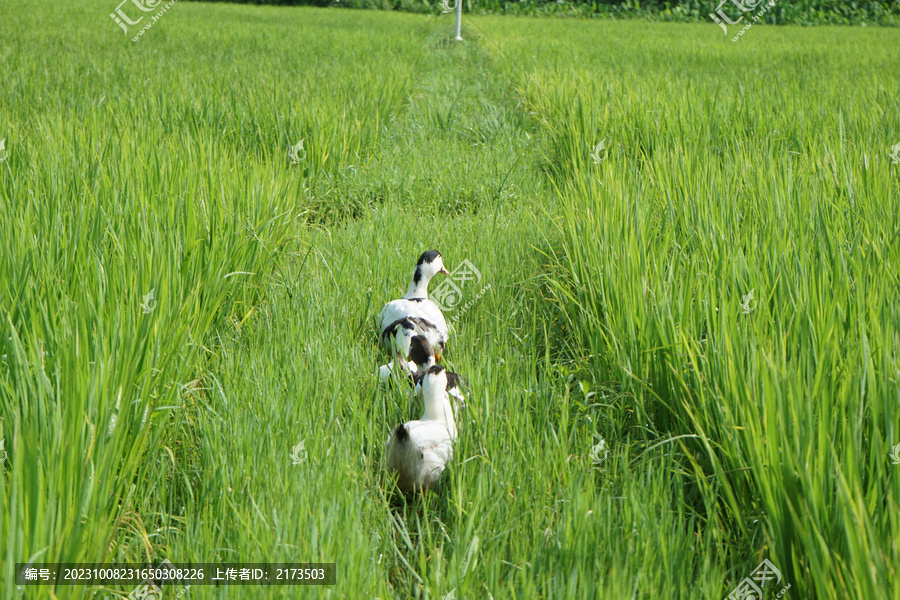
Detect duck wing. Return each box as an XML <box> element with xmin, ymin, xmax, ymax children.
<box><xmin>379</xmin><ymin>301</ymin><xmax>448</xmax><ymax>344</ymax></box>
<box><xmin>445</xmin><ymin>371</ymin><xmax>468</xmax><ymax>408</ymax></box>
<box><xmin>409</xmin><ymin>302</ymin><xmax>449</xmax><ymax>341</ymax></box>
<box><xmin>445</xmin><ymin>371</ymin><xmax>465</xmax><ymax>393</ymax></box>
<box><xmin>411</xmin><ymin>370</ymin><xmax>425</xmax><ymax>391</ymax></box>
<box><xmin>414</xmin><ymin>369</ymin><xmax>466</xmax><ymax>409</ymax></box>
<box><xmin>379</xmin><ymin>299</ymin><xmax>427</xmax><ymax>333</ymax></box>
<box><xmin>382</xmin><ymin>316</ymin><xmax>446</xmax><ymax>354</ymax></box>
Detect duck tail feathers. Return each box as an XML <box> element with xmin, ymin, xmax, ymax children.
<box><xmin>394</xmin><ymin>423</ymin><xmax>409</xmax><ymax>443</ymax></box>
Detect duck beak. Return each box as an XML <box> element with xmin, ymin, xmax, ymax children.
<box><xmin>435</xmin><ymin>353</ymin><xmax>442</xmax><ymax>363</ymax></box>
<box><xmin>439</xmin><ymin>267</ymin><xmax>450</xmax><ymax>275</ymax></box>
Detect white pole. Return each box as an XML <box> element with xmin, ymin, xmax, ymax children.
<box><xmin>454</xmin><ymin>0</ymin><xmax>462</xmax><ymax>40</ymax></box>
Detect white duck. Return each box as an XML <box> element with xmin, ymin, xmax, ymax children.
<box><xmin>385</xmin><ymin>365</ymin><xmax>457</xmax><ymax>493</ymax></box>
<box><xmin>379</xmin><ymin>250</ymin><xmax>450</xmax><ymax>361</ymax></box>
<box><xmin>407</xmin><ymin>335</ymin><xmax>466</xmax><ymax>410</ymax></box>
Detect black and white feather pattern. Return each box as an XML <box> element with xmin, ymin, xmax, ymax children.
<box><xmin>407</xmin><ymin>335</ymin><xmax>466</xmax><ymax>408</ymax></box>
<box><xmin>378</xmin><ymin>251</ymin><xmax>449</xmax><ymax>356</ymax></box>
<box><xmin>382</xmin><ymin>316</ymin><xmax>445</xmax><ymax>357</ymax></box>
<box><xmin>411</xmin><ymin>369</ymin><xmax>467</xmax><ymax>408</ymax></box>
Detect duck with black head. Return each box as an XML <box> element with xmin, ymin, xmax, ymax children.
<box><xmin>379</xmin><ymin>250</ymin><xmax>450</xmax><ymax>363</ymax></box>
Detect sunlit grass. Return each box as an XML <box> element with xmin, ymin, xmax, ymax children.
<box><xmin>517</xmin><ymin>18</ymin><xmax>900</xmax><ymax>600</ymax></box>
<box><xmin>1</xmin><ymin>3</ymin><xmax>899</xmax><ymax>599</ymax></box>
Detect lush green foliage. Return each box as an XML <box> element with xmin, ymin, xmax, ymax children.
<box><xmin>471</xmin><ymin>0</ymin><xmax>900</xmax><ymax>25</ymax></box>
<box><xmin>1</xmin><ymin>2</ymin><xmax>899</xmax><ymax>599</ymax></box>
<box><xmin>195</xmin><ymin>0</ymin><xmax>900</xmax><ymax>26</ymax></box>
<box><xmin>513</xmin><ymin>17</ymin><xmax>900</xmax><ymax>598</ymax></box>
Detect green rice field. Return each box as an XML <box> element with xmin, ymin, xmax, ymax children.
<box><xmin>1</xmin><ymin>1</ymin><xmax>899</xmax><ymax>598</ymax></box>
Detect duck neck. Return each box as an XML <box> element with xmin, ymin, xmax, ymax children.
<box><xmin>415</xmin><ymin>357</ymin><xmax>436</xmax><ymax>372</ymax></box>
<box><xmin>404</xmin><ymin>265</ymin><xmax>431</xmax><ymax>299</ymax></box>
<box><xmin>422</xmin><ymin>393</ymin><xmax>457</xmax><ymax>438</ymax></box>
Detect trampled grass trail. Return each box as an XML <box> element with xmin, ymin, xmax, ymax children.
<box><xmin>1</xmin><ymin>2</ymin><xmax>899</xmax><ymax>598</ymax></box>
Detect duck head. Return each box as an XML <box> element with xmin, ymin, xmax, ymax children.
<box><xmin>405</xmin><ymin>250</ymin><xmax>449</xmax><ymax>299</ymax></box>
<box><xmin>408</xmin><ymin>335</ymin><xmax>437</xmax><ymax>371</ymax></box>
